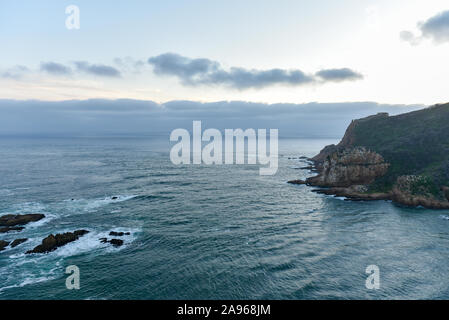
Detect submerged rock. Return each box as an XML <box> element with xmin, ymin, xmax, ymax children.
<box><xmin>109</xmin><ymin>231</ymin><xmax>130</xmax><ymax>237</ymax></box>
<box><xmin>26</xmin><ymin>230</ymin><xmax>89</xmax><ymax>254</ymax></box>
<box><xmin>10</xmin><ymin>238</ymin><xmax>28</xmax><ymax>248</ymax></box>
<box><xmin>0</xmin><ymin>214</ymin><xmax>45</xmax><ymax>227</ymax></box>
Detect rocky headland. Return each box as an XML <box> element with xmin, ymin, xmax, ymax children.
<box><xmin>289</xmin><ymin>103</ymin><xmax>449</xmax><ymax>209</ymax></box>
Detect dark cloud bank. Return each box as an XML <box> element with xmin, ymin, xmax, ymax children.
<box><xmin>401</xmin><ymin>10</ymin><xmax>449</xmax><ymax>45</ymax></box>
<box><xmin>148</xmin><ymin>53</ymin><xmax>363</xmax><ymax>89</ymax></box>
<box><xmin>0</xmin><ymin>99</ymin><xmax>423</xmax><ymax>138</ymax></box>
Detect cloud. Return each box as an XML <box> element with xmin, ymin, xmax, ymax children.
<box><xmin>148</xmin><ymin>53</ymin><xmax>219</xmax><ymax>81</ymax></box>
<box><xmin>147</xmin><ymin>53</ymin><xmax>362</xmax><ymax>89</ymax></box>
<box><xmin>1</xmin><ymin>65</ymin><xmax>30</xmax><ymax>79</ymax></box>
<box><xmin>0</xmin><ymin>99</ymin><xmax>422</xmax><ymax>137</ymax></box>
<box><xmin>315</xmin><ymin>68</ymin><xmax>363</xmax><ymax>82</ymax></box>
<box><xmin>40</xmin><ymin>62</ymin><xmax>72</xmax><ymax>75</ymax></box>
<box><xmin>113</xmin><ymin>57</ymin><xmax>146</xmax><ymax>74</ymax></box>
<box><xmin>401</xmin><ymin>10</ymin><xmax>449</xmax><ymax>45</ymax></box>
<box><xmin>205</xmin><ymin>68</ymin><xmax>313</xmax><ymax>89</ymax></box>
<box><xmin>74</xmin><ymin>61</ymin><xmax>121</xmax><ymax>77</ymax></box>
<box><xmin>2</xmin><ymin>61</ymin><xmax>122</xmax><ymax>79</ymax></box>
<box><xmin>421</xmin><ymin>10</ymin><xmax>449</xmax><ymax>43</ymax></box>
<box><xmin>399</xmin><ymin>30</ymin><xmax>421</xmax><ymax>46</ymax></box>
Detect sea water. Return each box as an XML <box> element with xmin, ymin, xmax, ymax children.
<box><xmin>0</xmin><ymin>136</ymin><xmax>448</xmax><ymax>299</ymax></box>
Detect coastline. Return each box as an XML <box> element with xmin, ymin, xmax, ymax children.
<box><xmin>288</xmin><ymin>157</ymin><xmax>449</xmax><ymax>210</ymax></box>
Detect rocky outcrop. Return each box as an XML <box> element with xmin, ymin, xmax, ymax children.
<box><xmin>0</xmin><ymin>214</ymin><xmax>45</xmax><ymax>234</ymax></box>
<box><xmin>10</xmin><ymin>238</ymin><xmax>28</xmax><ymax>248</ymax></box>
<box><xmin>0</xmin><ymin>240</ymin><xmax>10</xmax><ymax>251</ymax></box>
<box><xmin>98</xmin><ymin>230</ymin><xmax>130</xmax><ymax>247</ymax></box>
<box><xmin>306</xmin><ymin>147</ymin><xmax>390</xmax><ymax>188</ymax></box>
<box><xmin>109</xmin><ymin>239</ymin><xmax>124</xmax><ymax>247</ymax></box>
<box><xmin>299</xmin><ymin>152</ymin><xmax>449</xmax><ymax>208</ymax></box>
<box><xmin>287</xmin><ymin>179</ymin><xmax>307</xmax><ymax>185</ymax></box>
<box><xmin>0</xmin><ymin>214</ymin><xmax>45</xmax><ymax>227</ymax></box>
<box><xmin>312</xmin><ymin>144</ymin><xmax>340</xmax><ymax>164</ymax></box>
<box><xmin>312</xmin><ymin>113</ymin><xmax>390</xmax><ymax>165</ymax></box>
<box><xmin>109</xmin><ymin>231</ymin><xmax>130</xmax><ymax>237</ymax></box>
<box><xmin>100</xmin><ymin>237</ymin><xmax>124</xmax><ymax>247</ymax></box>
<box><xmin>26</xmin><ymin>230</ymin><xmax>89</xmax><ymax>254</ymax></box>
<box><xmin>389</xmin><ymin>176</ymin><xmax>449</xmax><ymax>209</ymax></box>
<box><xmin>0</xmin><ymin>238</ymin><xmax>28</xmax><ymax>251</ymax></box>
<box><xmin>312</xmin><ymin>186</ymin><xmax>391</xmax><ymax>201</ymax></box>
<box><xmin>390</xmin><ymin>189</ymin><xmax>449</xmax><ymax>209</ymax></box>
<box><xmin>290</xmin><ymin>105</ymin><xmax>449</xmax><ymax>209</ymax></box>
<box><xmin>0</xmin><ymin>226</ymin><xmax>24</xmax><ymax>234</ymax></box>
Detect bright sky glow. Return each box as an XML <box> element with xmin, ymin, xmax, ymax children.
<box><xmin>1</xmin><ymin>0</ymin><xmax>449</xmax><ymax>105</ymax></box>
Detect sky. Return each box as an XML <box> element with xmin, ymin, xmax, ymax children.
<box><xmin>1</xmin><ymin>0</ymin><xmax>449</xmax><ymax>105</ymax></box>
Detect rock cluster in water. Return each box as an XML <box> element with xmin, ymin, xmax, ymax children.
<box><xmin>0</xmin><ymin>214</ymin><xmax>45</xmax><ymax>251</ymax></box>
<box><xmin>26</xmin><ymin>230</ymin><xmax>90</xmax><ymax>254</ymax></box>
<box><xmin>0</xmin><ymin>238</ymin><xmax>29</xmax><ymax>251</ymax></box>
<box><xmin>0</xmin><ymin>214</ymin><xmax>45</xmax><ymax>233</ymax></box>
<box><xmin>100</xmin><ymin>238</ymin><xmax>124</xmax><ymax>247</ymax></box>
<box><xmin>0</xmin><ymin>211</ymin><xmax>132</xmax><ymax>254</ymax></box>
<box><xmin>99</xmin><ymin>231</ymin><xmax>130</xmax><ymax>247</ymax></box>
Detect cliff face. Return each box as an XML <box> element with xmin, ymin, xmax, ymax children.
<box><xmin>311</xmin><ymin>112</ymin><xmax>390</xmax><ymax>164</ymax></box>
<box><xmin>307</xmin><ymin>147</ymin><xmax>389</xmax><ymax>187</ymax></box>
<box><xmin>300</xmin><ymin>103</ymin><xmax>449</xmax><ymax>209</ymax></box>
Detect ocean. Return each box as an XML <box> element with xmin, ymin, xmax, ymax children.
<box><xmin>1</xmin><ymin>136</ymin><xmax>449</xmax><ymax>299</ymax></box>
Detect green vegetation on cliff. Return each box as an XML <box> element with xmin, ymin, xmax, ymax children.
<box><xmin>341</xmin><ymin>103</ymin><xmax>449</xmax><ymax>197</ymax></box>
<box><xmin>307</xmin><ymin>103</ymin><xmax>449</xmax><ymax>207</ymax></box>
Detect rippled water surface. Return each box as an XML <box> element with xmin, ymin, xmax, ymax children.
<box><xmin>1</xmin><ymin>137</ymin><xmax>449</xmax><ymax>299</ymax></box>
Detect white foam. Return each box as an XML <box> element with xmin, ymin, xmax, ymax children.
<box><xmin>0</xmin><ymin>227</ymin><xmax>141</xmax><ymax>294</ymax></box>
<box><xmin>0</xmin><ymin>202</ymin><xmax>53</xmax><ymax>233</ymax></box>
<box><xmin>0</xmin><ymin>275</ymin><xmax>58</xmax><ymax>293</ymax></box>
<box><xmin>3</xmin><ymin>201</ymin><xmax>47</xmax><ymax>215</ymax></box>
<box><xmin>63</xmin><ymin>195</ymin><xmax>138</xmax><ymax>213</ymax></box>
<box><xmin>29</xmin><ymin>214</ymin><xmax>57</xmax><ymax>229</ymax></box>
<box><xmin>0</xmin><ymin>259</ymin><xmax>60</xmax><ymax>294</ymax></box>
<box><xmin>52</xmin><ymin>227</ymin><xmax>141</xmax><ymax>257</ymax></box>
